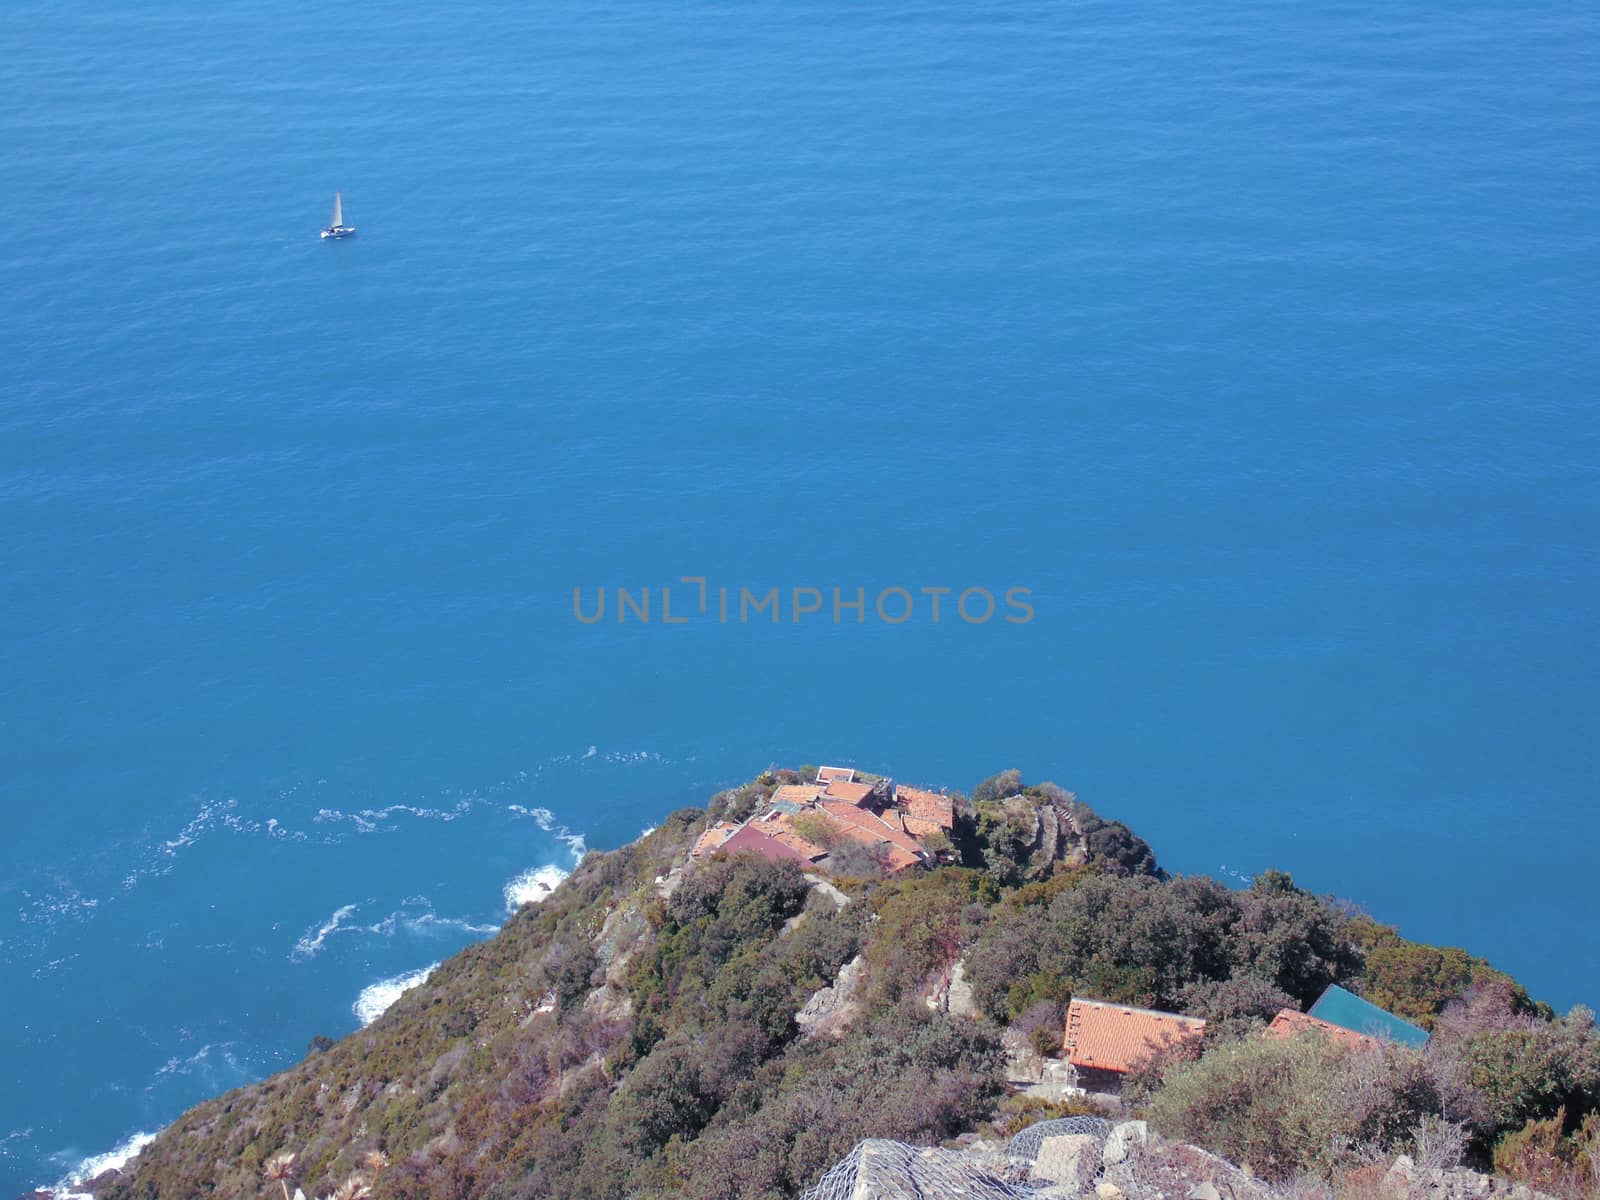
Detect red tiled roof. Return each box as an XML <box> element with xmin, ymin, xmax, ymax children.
<box><xmin>1063</xmin><ymin>998</ymin><xmax>1206</xmax><ymax>1074</ymax></box>
<box><xmin>764</xmin><ymin>822</ymin><xmax>828</xmax><ymax>860</ymax></box>
<box><xmin>690</xmin><ymin>822</ymin><xmax>739</xmax><ymax>858</ymax></box>
<box><xmin>816</xmin><ymin>766</ymin><xmax>856</xmax><ymax>783</ymax></box>
<box><xmin>720</xmin><ymin>823</ymin><xmax>824</xmax><ymax>866</ymax></box>
<box><xmin>771</xmin><ymin>784</ymin><xmax>824</xmax><ymax>806</ymax></box>
<box><xmin>817</xmin><ymin>801</ymin><xmax>925</xmax><ymax>858</ymax></box>
<box><xmin>823</xmin><ymin>780</ymin><xmax>876</xmax><ymax>805</ymax></box>
<box><xmin>1266</xmin><ymin>1009</ymin><xmax>1381</xmax><ymax>1051</ymax></box>
<box><xmin>876</xmin><ymin>845</ymin><xmax>923</xmax><ymax>873</ymax></box>
<box><xmin>822</xmin><ymin>841</ymin><xmax>922</xmax><ymax>874</ymax></box>
<box><xmin>897</xmin><ymin>784</ymin><xmax>954</xmax><ymax>831</ymax></box>
<box><xmin>903</xmin><ymin>815</ymin><xmax>948</xmax><ymax>839</ymax></box>
<box><xmin>807</xmin><ymin>801</ymin><xmax>925</xmax><ymax>873</ymax></box>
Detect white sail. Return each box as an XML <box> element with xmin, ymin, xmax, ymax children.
<box><xmin>331</xmin><ymin>191</ymin><xmax>343</xmax><ymax>227</ymax></box>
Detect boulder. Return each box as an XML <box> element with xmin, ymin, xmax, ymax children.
<box><xmin>1031</xmin><ymin>1133</ymin><xmax>1101</xmax><ymax>1190</ymax></box>
<box><xmin>1102</xmin><ymin>1121</ymin><xmax>1148</xmax><ymax>1166</ymax></box>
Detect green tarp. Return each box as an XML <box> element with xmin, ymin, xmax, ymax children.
<box><xmin>1308</xmin><ymin>984</ymin><xmax>1430</xmax><ymax>1046</ymax></box>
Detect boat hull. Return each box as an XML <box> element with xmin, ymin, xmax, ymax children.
<box><xmin>320</xmin><ymin>225</ymin><xmax>356</xmax><ymax>240</ymax></box>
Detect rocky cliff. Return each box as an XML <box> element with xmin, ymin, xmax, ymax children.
<box><xmin>46</xmin><ymin>770</ymin><xmax>1597</xmax><ymax>1200</ymax></box>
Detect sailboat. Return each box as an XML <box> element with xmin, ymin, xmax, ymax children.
<box><xmin>320</xmin><ymin>192</ymin><xmax>356</xmax><ymax>240</ymax></box>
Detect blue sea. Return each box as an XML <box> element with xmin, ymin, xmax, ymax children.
<box><xmin>2</xmin><ymin>0</ymin><xmax>1596</xmax><ymax>1191</ymax></box>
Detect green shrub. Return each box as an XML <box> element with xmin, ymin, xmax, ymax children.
<box><xmin>1492</xmin><ymin>1109</ymin><xmax>1567</xmax><ymax>1184</ymax></box>
<box><xmin>971</xmin><ymin>769</ymin><xmax>1023</xmax><ymax>804</ymax></box>
<box><xmin>789</xmin><ymin>812</ymin><xmax>843</xmax><ymax>850</ymax></box>
<box><xmin>1148</xmin><ymin>1034</ymin><xmax>1440</xmax><ymax>1181</ymax></box>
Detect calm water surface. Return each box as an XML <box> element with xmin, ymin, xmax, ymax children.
<box><xmin>1</xmin><ymin>0</ymin><xmax>1596</xmax><ymax>1190</ymax></box>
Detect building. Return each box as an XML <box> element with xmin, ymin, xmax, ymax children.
<box><xmin>821</xmin><ymin>779</ymin><xmax>878</xmax><ymax>807</ymax></box>
<box><xmin>1265</xmin><ymin>1008</ymin><xmax>1382</xmax><ymax>1051</ymax></box>
<box><xmin>690</xmin><ymin>821</ymin><xmax>741</xmax><ymax>859</ymax></box>
<box><xmin>1306</xmin><ymin>984</ymin><xmax>1429</xmax><ymax>1048</ymax></box>
<box><xmin>815</xmin><ymin>800</ymin><xmax>927</xmax><ymax>872</ymax></box>
<box><xmin>719</xmin><ymin>820</ymin><xmax>827</xmax><ymax>867</ymax></box>
<box><xmin>770</xmin><ymin>784</ymin><xmax>824</xmax><ymax>809</ymax></box>
<box><xmin>693</xmin><ymin>768</ymin><xmax>952</xmax><ymax>878</ymax></box>
<box><xmin>1062</xmin><ymin>998</ymin><xmax>1206</xmax><ymax>1093</ymax></box>
<box><xmin>894</xmin><ymin>783</ymin><xmax>954</xmax><ymax>837</ymax></box>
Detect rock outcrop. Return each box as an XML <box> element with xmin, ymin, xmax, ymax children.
<box><xmin>797</xmin><ymin>953</ymin><xmax>868</xmax><ymax>1037</ymax></box>
<box><xmin>802</xmin><ymin>1119</ymin><xmax>1550</xmax><ymax>1200</ymax></box>
<box><xmin>1382</xmin><ymin>1155</ymin><xmax>1560</xmax><ymax>1200</ymax></box>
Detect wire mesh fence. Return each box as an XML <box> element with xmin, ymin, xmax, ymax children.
<box><xmin>1005</xmin><ymin>1115</ymin><xmax>1113</xmax><ymax>1164</ymax></box>
<box><xmin>798</xmin><ymin>1138</ymin><xmax>1037</xmax><ymax>1200</ymax></box>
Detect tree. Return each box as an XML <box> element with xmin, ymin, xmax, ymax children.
<box><xmin>1349</xmin><ymin>917</ymin><xmax>1525</xmax><ymax>1029</ymax></box>
<box><xmin>972</xmin><ymin>769</ymin><xmax>1024</xmax><ymax>804</ymax></box>
<box><xmin>1176</xmin><ymin>974</ymin><xmax>1298</xmax><ymax>1025</ymax></box>
<box><xmin>1066</xmin><ymin>799</ymin><xmax>1160</xmax><ymax>876</ymax></box>
<box><xmin>1230</xmin><ymin>871</ymin><xmax>1360</xmax><ymax>1006</ymax></box>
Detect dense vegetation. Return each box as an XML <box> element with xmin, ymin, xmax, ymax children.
<box><xmin>100</xmin><ymin>769</ymin><xmax>1599</xmax><ymax>1200</ymax></box>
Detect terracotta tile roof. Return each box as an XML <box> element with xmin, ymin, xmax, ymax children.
<box><xmin>1266</xmin><ymin>1009</ymin><xmax>1381</xmax><ymax>1050</ymax></box>
<box><xmin>897</xmin><ymin>784</ymin><xmax>954</xmax><ymax>831</ymax></box>
<box><xmin>771</xmin><ymin>784</ymin><xmax>823</xmax><ymax>807</ymax></box>
<box><xmin>816</xmin><ymin>766</ymin><xmax>856</xmax><ymax>783</ymax></box>
<box><xmin>690</xmin><ymin>822</ymin><xmax>739</xmax><ymax>858</ymax></box>
<box><xmin>817</xmin><ymin>800</ymin><xmax>926</xmax><ymax>858</ymax></box>
<box><xmin>720</xmin><ymin>822</ymin><xmax>824</xmax><ymax>866</ymax></box>
<box><xmin>903</xmin><ymin>815</ymin><xmax>948</xmax><ymax>839</ymax></box>
<box><xmin>1063</xmin><ymin>998</ymin><xmax>1206</xmax><ymax>1074</ymax></box>
<box><xmin>821</xmin><ymin>841</ymin><xmax>922</xmax><ymax>874</ymax></box>
<box><xmin>876</xmin><ymin>844</ymin><xmax>923</xmax><ymax>873</ymax></box>
<box><xmin>762</xmin><ymin>818</ymin><xmax>828</xmax><ymax>860</ymax></box>
<box><xmin>823</xmin><ymin>779</ymin><xmax>876</xmax><ymax>805</ymax></box>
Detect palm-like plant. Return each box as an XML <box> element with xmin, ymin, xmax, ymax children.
<box><xmin>261</xmin><ymin>1151</ymin><xmax>298</xmax><ymax>1200</ymax></box>
<box><xmin>331</xmin><ymin>1169</ymin><xmax>373</xmax><ymax>1200</ymax></box>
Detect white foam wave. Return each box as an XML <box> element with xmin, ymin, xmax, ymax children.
<box><xmin>354</xmin><ymin>963</ymin><xmax>438</xmax><ymax>1026</ymax></box>
<box><xmin>1217</xmin><ymin>864</ymin><xmax>1255</xmax><ymax>885</ymax></box>
<box><xmin>400</xmin><ymin>911</ymin><xmax>501</xmax><ymax>937</ymax></box>
<box><xmin>151</xmin><ymin>1041</ymin><xmax>243</xmax><ymax>1081</ymax></box>
<box><xmin>312</xmin><ymin>799</ymin><xmax>474</xmax><ymax>832</ymax></box>
<box><xmin>52</xmin><ymin>1129</ymin><xmax>159</xmax><ymax>1195</ymax></box>
<box><xmin>291</xmin><ymin>903</ymin><xmax>357</xmax><ymax>961</ymax></box>
<box><xmin>288</xmin><ymin>898</ymin><xmax>500</xmax><ymax>963</ymax></box>
<box><xmin>504</xmin><ymin>864</ymin><xmax>569</xmax><ymax>913</ymax></box>
<box><xmin>120</xmin><ymin>796</ymin><xmax>311</xmax><ymax>894</ymax></box>
<box><xmin>506</xmin><ymin>805</ymin><xmax>587</xmax><ymax>863</ymax></box>
<box><xmin>32</xmin><ymin>954</ymin><xmax>78</xmax><ymax>980</ymax></box>
<box><xmin>16</xmin><ymin>887</ymin><xmax>98</xmax><ymax>926</ymax></box>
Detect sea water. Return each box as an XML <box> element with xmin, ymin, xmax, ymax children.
<box><xmin>2</xmin><ymin>0</ymin><xmax>1595</xmax><ymax>1190</ymax></box>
